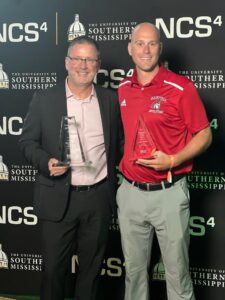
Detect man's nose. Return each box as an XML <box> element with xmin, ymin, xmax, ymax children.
<box><xmin>143</xmin><ymin>44</ymin><xmax>150</xmax><ymax>53</ymax></box>
<box><xmin>80</xmin><ymin>60</ymin><xmax>88</xmax><ymax>67</ymax></box>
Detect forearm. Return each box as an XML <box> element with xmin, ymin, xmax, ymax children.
<box><xmin>19</xmin><ymin>92</ymin><xmax>51</xmax><ymax>175</ymax></box>
<box><xmin>136</xmin><ymin>126</ymin><xmax>212</xmax><ymax>171</ymax></box>
<box><xmin>19</xmin><ymin>139</ymin><xmax>50</xmax><ymax>175</ymax></box>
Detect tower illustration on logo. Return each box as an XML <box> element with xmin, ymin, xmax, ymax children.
<box><xmin>0</xmin><ymin>155</ymin><xmax>9</xmax><ymax>181</ymax></box>
<box><xmin>67</xmin><ymin>14</ymin><xmax>86</xmax><ymax>42</ymax></box>
<box><xmin>0</xmin><ymin>63</ymin><xmax>9</xmax><ymax>89</ymax></box>
<box><xmin>0</xmin><ymin>244</ymin><xmax>8</xmax><ymax>269</ymax></box>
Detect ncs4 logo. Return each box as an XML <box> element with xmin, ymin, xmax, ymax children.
<box><xmin>0</xmin><ymin>22</ymin><xmax>48</xmax><ymax>43</ymax></box>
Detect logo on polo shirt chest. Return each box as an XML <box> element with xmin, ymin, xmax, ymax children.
<box><xmin>120</xmin><ymin>99</ymin><xmax>127</xmax><ymax>106</ymax></box>
<box><xmin>149</xmin><ymin>96</ymin><xmax>167</xmax><ymax>113</ymax></box>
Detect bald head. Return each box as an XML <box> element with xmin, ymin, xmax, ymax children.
<box><xmin>131</xmin><ymin>22</ymin><xmax>160</xmax><ymax>43</ymax></box>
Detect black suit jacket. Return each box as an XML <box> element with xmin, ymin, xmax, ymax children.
<box><xmin>19</xmin><ymin>83</ymin><xmax>123</xmax><ymax>221</ymax></box>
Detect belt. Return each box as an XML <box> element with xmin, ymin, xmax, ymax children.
<box><xmin>70</xmin><ymin>177</ymin><xmax>107</xmax><ymax>192</ymax></box>
<box><xmin>124</xmin><ymin>174</ymin><xmax>185</xmax><ymax>192</ymax></box>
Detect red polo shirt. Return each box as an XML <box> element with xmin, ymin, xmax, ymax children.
<box><xmin>118</xmin><ymin>65</ymin><xmax>209</xmax><ymax>182</ymax></box>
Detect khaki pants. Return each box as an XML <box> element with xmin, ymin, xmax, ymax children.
<box><xmin>117</xmin><ymin>177</ymin><xmax>195</xmax><ymax>300</ymax></box>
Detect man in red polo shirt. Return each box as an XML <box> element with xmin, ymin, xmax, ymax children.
<box><xmin>117</xmin><ymin>22</ymin><xmax>212</xmax><ymax>300</ymax></box>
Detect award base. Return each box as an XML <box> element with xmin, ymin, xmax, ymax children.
<box><xmin>70</xmin><ymin>160</ymin><xmax>92</xmax><ymax>167</ymax></box>
<box><xmin>130</xmin><ymin>149</ymin><xmax>156</xmax><ymax>161</ymax></box>
<box><xmin>53</xmin><ymin>161</ymin><xmax>70</xmax><ymax>167</ymax></box>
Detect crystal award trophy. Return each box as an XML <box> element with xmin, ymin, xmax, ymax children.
<box><xmin>130</xmin><ymin>114</ymin><xmax>156</xmax><ymax>161</ymax></box>
<box><xmin>56</xmin><ymin>116</ymin><xmax>91</xmax><ymax>167</ymax></box>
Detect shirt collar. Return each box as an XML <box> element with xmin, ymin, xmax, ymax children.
<box><xmin>131</xmin><ymin>65</ymin><xmax>168</xmax><ymax>87</ymax></box>
<box><xmin>65</xmin><ymin>78</ymin><xmax>95</xmax><ymax>102</ymax></box>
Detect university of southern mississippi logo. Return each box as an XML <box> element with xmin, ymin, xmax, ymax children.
<box><xmin>0</xmin><ymin>155</ymin><xmax>9</xmax><ymax>181</ymax></box>
<box><xmin>152</xmin><ymin>257</ymin><xmax>165</xmax><ymax>281</ymax></box>
<box><xmin>0</xmin><ymin>63</ymin><xmax>9</xmax><ymax>89</ymax></box>
<box><xmin>0</xmin><ymin>244</ymin><xmax>8</xmax><ymax>269</ymax></box>
<box><xmin>149</xmin><ymin>96</ymin><xmax>166</xmax><ymax>114</ymax></box>
<box><xmin>67</xmin><ymin>14</ymin><xmax>86</xmax><ymax>42</ymax></box>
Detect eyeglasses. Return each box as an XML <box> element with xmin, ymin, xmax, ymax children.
<box><xmin>67</xmin><ymin>56</ymin><xmax>99</xmax><ymax>65</ymax></box>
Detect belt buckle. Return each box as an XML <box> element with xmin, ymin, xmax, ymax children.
<box><xmin>146</xmin><ymin>183</ymin><xmax>150</xmax><ymax>191</ymax></box>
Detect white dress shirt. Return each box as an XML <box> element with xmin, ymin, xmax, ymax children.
<box><xmin>65</xmin><ymin>80</ymin><xmax>107</xmax><ymax>185</ymax></box>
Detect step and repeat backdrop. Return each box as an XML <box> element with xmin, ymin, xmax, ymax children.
<box><xmin>0</xmin><ymin>0</ymin><xmax>225</xmax><ymax>299</ymax></box>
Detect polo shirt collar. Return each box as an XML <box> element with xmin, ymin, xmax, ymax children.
<box><xmin>131</xmin><ymin>65</ymin><xmax>168</xmax><ymax>87</ymax></box>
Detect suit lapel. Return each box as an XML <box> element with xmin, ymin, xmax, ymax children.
<box><xmin>95</xmin><ymin>85</ymin><xmax>110</xmax><ymax>155</ymax></box>
<box><xmin>51</xmin><ymin>86</ymin><xmax>68</xmax><ymax>139</ymax></box>
<box><xmin>54</xmin><ymin>85</ymin><xmax>68</xmax><ymax>118</ymax></box>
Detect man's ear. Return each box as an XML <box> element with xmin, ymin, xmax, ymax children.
<box><xmin>65</xmin><ymin>57</ymin><xmax>69</xmax><ymax>71</ymax></box>
<box><xmin>128</xmin><ymin>42</ymin><xmax>132</xmax><ymax>56</ymax></box>
<box><xmin>159</xmin><ymin>42</ymin><xmax>163</xmax><ymax>55</ymax></box>
<box><xmin>97</xmin><ymin>59</ymin><xmax>101</xmax><ymax>71</ymax></box>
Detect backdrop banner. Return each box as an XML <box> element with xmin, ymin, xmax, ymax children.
<box><xmin>0</xmin><ymin>1</ymin><xmax>225</xmax><ymax>299</ymax></box>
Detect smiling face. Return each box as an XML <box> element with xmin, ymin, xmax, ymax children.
<box><xmin>128</xmin><ymin>23</ymin><xmax>162</xmax><ymax>80</ymax></box>
<box><xmin>65</xmin><ymin>42</ymin><xmax>100</xmax><ymax>90</ymax></box>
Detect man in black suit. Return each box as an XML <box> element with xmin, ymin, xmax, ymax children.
<box><xmin>19</xmin><ymin>36</ymin><xmax>123</xmax><ymax>300</ymax></box>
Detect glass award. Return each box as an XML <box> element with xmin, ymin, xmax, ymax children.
<box><xmin>56</xmin><ymin>116</ymin><xmax>91</xmax><ymax>167</ymax></box>
<box><xmin>130</xmin><ymin>114</ymin><xmax>156</xmax><ymax>161</ymax></box>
